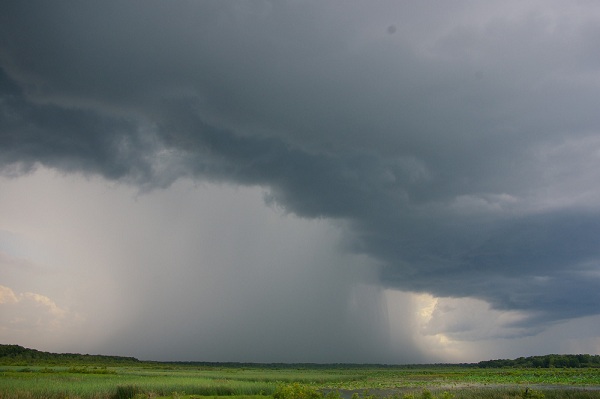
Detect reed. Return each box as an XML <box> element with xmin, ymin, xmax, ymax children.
<box><xmin>1</xmin><ymin>364</ymin><xmax>599</xmax><ymax>399</ymax></box>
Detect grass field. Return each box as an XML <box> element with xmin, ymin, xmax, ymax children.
<box><xmin>1</xmin><ymin>363</ymin><xmax>600</xmax><ymax>399</ymax></box>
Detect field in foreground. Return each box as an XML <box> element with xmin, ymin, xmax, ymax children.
<box><xmin>1</xmin><ymin>364</ymin><xmax>600</xmax><ymax>399</ymax></box>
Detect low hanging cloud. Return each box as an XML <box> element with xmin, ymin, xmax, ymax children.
<box><xmin>2</xmin><ymin>1</ymin><xmax>600</xmax><ymax>359</ymax></box>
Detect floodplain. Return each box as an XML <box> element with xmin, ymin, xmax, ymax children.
<box><xmin>2</xmin><ymin>363</ymin><xmax>600</xmax><ymax>399</ymax></box>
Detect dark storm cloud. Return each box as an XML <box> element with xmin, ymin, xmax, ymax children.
<box><xmin>381</xmin><ymin>211</ymin><xmax>600</xmax><ymax>324</ymax></box>
<box><xmin>2</xmin><ymin>0</ymin><xmax>600</xmax><ymax>338</ymax></box>
<box><xmin>0</xmin><ymin>68</ymin><xmax>155</xmax><ymax>181</ymax></box>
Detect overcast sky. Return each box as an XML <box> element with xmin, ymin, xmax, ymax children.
<box><xmin>1</xmin><ymin>0</ymin><xmax>600</xmax><ymax>363</ymax></box>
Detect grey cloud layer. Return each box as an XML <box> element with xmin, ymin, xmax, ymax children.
<box><xmin>2</xmin><ymin>1</ymin><xmax>600</xmax><ymax>335</ymax></box>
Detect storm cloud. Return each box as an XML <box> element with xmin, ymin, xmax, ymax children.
<box><xmin>1</xmin><ymin>1</ymin><xmax>600</xmax><ymax>361</ymax></box>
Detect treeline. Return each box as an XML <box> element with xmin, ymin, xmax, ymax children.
<box><xmin>2</xmin><ymin>344</ymin><xmax>599</xmax><ymax>369</ymax></box>
<box><xmin>0</xmin><ymin>344</ymin><xmax>140</xmax><ymax>365</ymax></box>
<box><xmin>477</xmin><ymin>354</ymin><xmax>600</xmax><ymax>368</ymax></box>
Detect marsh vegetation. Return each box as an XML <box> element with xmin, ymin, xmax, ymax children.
<box><xmin>1</xmin><ymin>346</ymin><xmax>599</xmax><ymax>399</ymax></box>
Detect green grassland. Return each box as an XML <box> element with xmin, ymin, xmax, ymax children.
<box><xmin>1</xmin><ymin>346</ymin><xmax>600</xmax><ymax>399</ymax></box>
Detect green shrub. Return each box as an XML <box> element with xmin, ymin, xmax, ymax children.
<box><xmin>420</xmin><ymin>389</ymin><xmax>434</xmax><ymax>399</ymax></box>
<box><xmin>273</xmin><ymin>383</ymin><xmax>322</xmax><ymax>399</ymax></box>
<box><xmin>114</xmin><ymin>385</ymin><xmax>144</xmax><ymax>399</ymax></box>
<box><xmin>325</xmin><ymin>390</ymin><xmax>343</xmax><ymax>399</ymax></box>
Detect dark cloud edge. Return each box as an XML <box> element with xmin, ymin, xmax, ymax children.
<box><xmin>3</xmin><ymin>65</ymin><xmax>600</xmax><ymax>340</ymax></box>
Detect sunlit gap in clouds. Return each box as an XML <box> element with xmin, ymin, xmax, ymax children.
<box><xmin>386</xmin><ymin>288</ymin><xmax>600</xmax><ymax>363</ymax></box>
<box><xmin>386</xmin><ymin>291</ymin><xmax>532</xmax><ymax>363</ymax></box>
